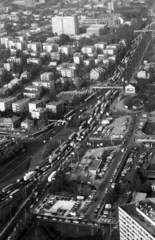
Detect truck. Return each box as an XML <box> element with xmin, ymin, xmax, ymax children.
<box><xmin>102</xmin><ymin>119</ymin><xmax>110</xmax><ymax>125</ymax></box>
<box><xmin>48</xmin><ymin>171</ymin><xmax>57</xmax><ymax>182</ymax></box>
<box><xmin>68</xmin><ymin>132</ymin><xmax>77</xmax><ymax>141</ymax></box>
<box><xmin>23</xmin><ymin>171</ymin><xmax>35</xmax><ymax>181</ymax></box>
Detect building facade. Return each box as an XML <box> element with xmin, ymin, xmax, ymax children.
<box><xmin>52</xmin><ymin>15</ymin><xmax>79</xmax><ymax>35</ymax></box>
<box><xmin>12</xmin><ymin>98</ymin><xmax>30</xmax><ymax>112</ymax></box>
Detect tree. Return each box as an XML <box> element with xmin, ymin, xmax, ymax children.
<box><xmin>58</xmin><ymin>34</ymin><xmax>70</xmax><ymax>45</ymax></box>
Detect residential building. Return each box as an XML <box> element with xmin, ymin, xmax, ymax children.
<box><xmin>0</xmin><ymin>97</ymin><xmax>17</xmax><ymax>112</ymax></box>
<box><xmin>59</xmin><ymin>45</ymin><xmax>73</xmax><ymax>56</ymax></box>
<box><xmin>23</xmin><ymin>91</ymin><xmax>40</xmax><ymax>99</ymax></box>
<box><xmin>137</xmin><ymin>70</ymin><xmax>150</xmax><ymax>79</ymax></box>
<box><xmin>0</xmin><ymin>36</ymin><xmax>13</xmax><ymax>48</ymax></box>
<box><xmin>15</xmin><ymin>41</ymin><xmax>27</xmax><ymax>51</ymax></box>
<box><xmin>32</xmin><ymin>80</ymin><xmax>55</xmax><ymax>94</ymax></box>
<box><xmin>125</xmin><ymin>84</ymin><xmax>136</xmax><ymax>94</ymax></box>
<box><xmin>46</xmin><ymin>100</ymin><xmax>64</xmax><ymax>114</ymax></box>
<box><xmin>3</xmin><ymin>62</ymin><xmax>14</xmax><ymax>71</ymax></box>
<box><xmin>21</xmin><ymin>118</ymin><xmax>34</xmax><ymax>130</ymax></box>
<box><xmin>108</xmin><ymin>2</ymin><xmax>116</xmax><ymax>12</ymax></box>
<box><xmin>27</xmin><ymin>42</ymin><xmax>42</xmax><ymax>52</ymax></box>
<box><xmin>86</xmin><ymin>24</ymin><xmax>107</xmax><ymax>37</ymax></box>
<box><xmin>31</xmin><ymin>108</ymin><xmax>47</xmax><ymax>119</ymax></box>
<box><xmin>7</xmin><ymin>57</ymin><xmax>22</xmax><ymax>65</ymax></box>
<box><xmin>20</xmin><ymin>71</ymin><xmax>31</xmax><ymax>80</ymax></box>
<box><xmin>50</xmin><ymin>51</ymin><xmax>61</xmax><ymax>61</ymax></box>
<box><xmin>40</xmin><ymin>72</ymin><xmax>54</xmax><ymax>81</ymax></box>
<box><xmin>119</xmin><ymin>199</ymin><xmax>155</xmax><ymax>240</ymax></box>
<box><xmin>23</xmin><ymin>85</ymin><xmax>42</xmax><ymax>99</ymax></box>
<box><xmin>94</xmin><ymin>42</ymin><xmax>107</xmax><ymax>50</ymax></box>
<box><xmin>81</xmin><ymin>45</ymin><xmax>95</xmax><ymax>55</ymax></box>
<box><xmin>42</xmin><ymin>43</ymin><xmax>59</xmax><ymax>53</ymax></box>
<box><xmin>0</xmin><ymin>116</ymin><xmax>20</xmax><ymax>130</ymax></box>
<box><xmin>83</xmin><ymin>58</ymin><xmax>94</xmax><ymax>66</ymax></box>
<box><xmin>90</xmin><ymin>67</ymin><xmax>106</xmax><ymax>80</ymax></box>
<box><xmin>52</xmin><ymin>15</ymin><xmax>79</xmax><ymax>35</ymax></box>
<box><xmin>27</xmin><ymin>58</ymin><xmax>41</xmax><ymax>64</ymax></box>
<box><xmin>73</xmin><ymin>53</ymin><xmax>85</xmax><ymax>64</ymax></box>
<box><xmin>28</xmin><ymin>99</ymin><xmax>44</xmax><ymax>113</ymax></box>
<box><xmin>57</xmin><ymin>63</ymin><xmax>76</xmax><ymax>79</ymax></box>
<box><xmin>0</xmin><ymin>68</ymin><xmax>6</xmax><ymax>76</ymax></box>
<box><xmin>103</xmin><ymin>48</ymin><xmax>116</xmax><ymax>55</ymax></box>
<box><xmin>12</xmin><ymin>98</ymin><xmax>30</xmax><ymax>112</ymax></box>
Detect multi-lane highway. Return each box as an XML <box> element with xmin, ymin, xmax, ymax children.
<box><xmin>1</xmin><ymin>21</ymin><xmax>155</xmax><ymax>240</ymax></box>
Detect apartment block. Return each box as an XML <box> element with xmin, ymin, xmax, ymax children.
<box><xmin>52</xmin><ymin>15</ymin><xmax>79</xmax><ymax>35</ymax></box>
<box><xmin>59</xmin><ymin>45</ymin><xmax>73</xmax><ymax>55</ymax></box>
<box><xmin>119</xmin><ymin>199</ymin><xmax>155</xmax><ymax>240</ymax></box>
<box><xmin>46</xmin><ymin>100</ymin><xmax>64</xmax><ymax>114</ymax></box>
<box><xmin>73</xmin><ymin>53</ymin><xmax>85</xmax><ymax>64</ymax></box>
<box><xmin>7</xmin><ymin>57</ymin><xmax>22</xmax><ymax>65</ymax></box>
<box><xmin>81</xmin><ymin>45</ymin><xmax>95</xmax><ymax>55</ymax></box>
<box><xmin>40</xmin><ymin>72</ymin><xmax>54</xmax><ymax>81</ymax></box>
<box><xmin>27</xmin><ymin>58</ymin><xmax>41</xmax><ymax>64</ymax></box>
<box><xmin>0</xmin><ymin>97</ymin><xmax>17</xmax><ymax>112</ymax></box>
<box><xmin>28</xmin><ymin>99</ymin><xmax>44</xmax><ymax>113</ymax></box>
<box><xmin>3</xmin><ymin>62</ymin><xmax>14</xmax><ymax>71</ymax></box>
<box><xmin>42</xmin><ymin>43</ymin><xmax>59</xmax><ymax>53</ymax></box>
<box><xmin>27</xmin><ymin>42</ymin><xmax>42</xmax><ymax>52</ymax></box>
<box><xmin>31</xmin><ymin>108</ymin><xmax>47</xmax><ymax>119</ymax></box>
<box><xmin>50</xmin><ymin>52</ymin><xmax>61</xmax><ymax>61</ymax></box>
<box><xmin>12</xmin><ymin>98</ymin><xmax>30</xmax><ymax>112</ymax></box>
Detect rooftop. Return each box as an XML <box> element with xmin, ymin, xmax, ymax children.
<box><xmin>120</xmin><ymin>198</ymin><xmax>155</xmax><ymax>237</ymax></box>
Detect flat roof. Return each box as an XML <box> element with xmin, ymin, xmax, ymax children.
<box><xmin>120</xmin><ymin>198</ymin><xmax>155</xmax><ymax>237</ymax></box>
<box><xmin>89</xmin><ymin>159</ymin><xmax>102</xmax><ymax>171</ymax></box>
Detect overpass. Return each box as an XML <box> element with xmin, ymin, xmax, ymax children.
<box><xmin>135</xmin><ymin>138</ymin><xmax>155</xmax><ymax>143</ymax></box>
<box><xmin>92</xmin><ymin>86</ymin><xmax>123</xmax><ymax>90</ymax></box>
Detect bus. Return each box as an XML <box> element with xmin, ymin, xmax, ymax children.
<box><xmin>1</xmin><ymin>184</ymin><xmax>13</xmax><ymax>193</ymax></box>
<box><xmin>9</xmin><ymin>189</ymin><xmax>20</xmax><ymax>198</ymax></box>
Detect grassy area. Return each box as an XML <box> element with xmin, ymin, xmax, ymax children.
<box><xmin>143</xmin><ymin>122</ymin><xmax>155</xmax><ymax>135</ymax></box>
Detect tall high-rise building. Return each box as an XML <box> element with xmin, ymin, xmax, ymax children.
<box><xmin>52</xmin><ymin>15</ymin><xmax>79</xmax><ymax>35</ymax></box>
<box><xmin>119</xmin><ymin>199</ymin><xmax>155</xmax><ymax>240</ymax></box>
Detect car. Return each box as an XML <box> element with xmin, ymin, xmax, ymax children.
<box><xmin>43</xmin><ymin>140</ymin><xmax>46</xmax><ymax>143</ymax></box>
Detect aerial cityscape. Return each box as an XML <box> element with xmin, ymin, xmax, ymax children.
<box><xmin>0</xmin><ymin>0</ymin><xmax>155</xmax><ymax>239</ymax></box>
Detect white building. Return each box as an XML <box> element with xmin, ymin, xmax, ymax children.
<box><xmin>27</xmin><ymin>58</ymin><xmax>41</xmax><ymax>65</ymax></box>
<box><xmin>31</xmin><ymin>108</ymin><xmax>47</xmax><ymax>119</ymax></box>
<box><xmin>81</xmin><ymin>45</ymin><xmax>95</xmax><ymax>55</ymax></box>
<box><xmin>27</xmin><ymin>42</ymin><xmax>42</xmax><ymax>52</ymax></box>
<box><xmin>12</xmin><ymin>98</ymin><xmax>30</xmax><ymax>112</ymax></box>
<box><xmin>103</xmin><ymin>48</ymin><xmax>116</xmax><ymax>55</ymax></box>
<box><xmin>0</xmin><ymin>97</ymin><xmax>17</xmax><ymax>112</ymax></box>
<box><xmin>42</xmin><ymin>43</ymin><xmax>59</xmax><ymax>53</ymax></box>
<box><xmin>125</xmin><ymin>84</ymin><xmax>136</xmax><ymax>94</ymax></box>
<box><xmin>94</xmin><ymin>42</ymin><xmax>107</xmax><ymax>50</ymax></box>
<box><xmin>73</xmin><ymin>53</ymin><xmax>84</xmax><ymax>64</ymax></box>
<box><xmin>119</xmin><ymin>199</ymin><xmax>155</xmax><ymax>240</ymax></box>
<box><xmin>28</xmin><ymin>99</ymin><xmax>44</xmax><ymax>113</ymax></box>
<box><xmin>52</xmin><ymin>15</ymin><xmax>79</xmax><ymax>35</ymax></box>
<box><xmin>7</xmin><ymin>57</ymin><xmax>22</xmax><ymax>65</ymax></box>
<box><xmin>59</xmin><ymin>45</ymin><xmax>73</xmax><ymax>55</ymax></box>
<box><xmin>40</xmin><ymin>72</ymin><xmax>54</xmax><ymax>81</ymax></box>
<box><xmin>46</xmin><ymin>101</ymin><xmax>64</xmax><ymax>114</ymax></box>
<box><xmin>137</xmin><ymin>70</ymin><xmax>150</xmax><ymax>79</ymax></box>
<box><xmin>3</xmin><ymin>62</ymin><xmax>14</xmax><ymax>71</ymax></box>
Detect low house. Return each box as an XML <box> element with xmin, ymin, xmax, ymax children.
<box><xmin>21</xmin><ymin>118</ymin><xmax>34</xmax><ymax>130</ymax></box>
<box><xmin>125</xmin><ymin>84</ymin><xmax>136</xmax><ymax>94</ymax></box>
<box><xmin>0</xmin><ymin>115</ymin><xmax>20</xmax><ymax>130</ymax></box>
